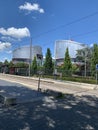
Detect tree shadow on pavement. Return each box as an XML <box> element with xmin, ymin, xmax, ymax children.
<box><xmin>0</xmin><ymin>92</ymin><xmax>98</xmax><ymax>130</ymax></box>
<box><xmin>0</xmin><ymin>85</ymin><xmax>43</xmax><ymax>103</ymax></box>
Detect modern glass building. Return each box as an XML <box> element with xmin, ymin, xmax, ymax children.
<box><xmin>12</xmin><ymin>45</ymin><xmax>43</xmax><ymax>65</ymax></box>
<box><xmin>55</xmin><ymin>40</ymin><xmax>86</xmax><ymax>65</ymax></box>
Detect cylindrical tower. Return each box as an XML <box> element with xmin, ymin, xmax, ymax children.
<box><xmin>12</xmin><ymin>45</ymin><xmax>43</xmax><ymax>65</ymax></box>
<box><xmin>55</xmin><ymin>40</ymin><xmax>86</xmax><ymax>65</ymax></box>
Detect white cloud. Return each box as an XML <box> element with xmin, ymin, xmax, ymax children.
<box><xmin>39</xmin><ymin>8</ymin><xmax>44</xmax><ymax>13</ymax></box>
<box><xmin>0</xmin><ymin>41</ymin><xmax>11</xmax><ymax>51</ymax></box>
<box><xmin>0</xmin><ymin>27</ymin><xmax>30</xmax><ymax>39</ymax></box>
<box><xmin>90</xmin><ymin>43</ymin><xmax>94</xmax><ymax>47</ymax></box>
<box><xmin>19</xmin><ymin>2</ymin><xmax>44</xmax><ymax>13</ymax></box>
<box><xmin>32</xmin><ymin>16</ymin><xmax>37</xmax><ymax>20</ymax></box>
<box><xmin>6</xmin><ymin>50</ymin><xmax>12</xmax><ymax>54</ymax></box>
<box><xmin>1</xmin><ymin>36</ymin><xmax>18</xmax><ymax>42</ymax></box>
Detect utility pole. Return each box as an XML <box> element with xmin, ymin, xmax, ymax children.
<box><xmin>29</xmin><ymin>38</ymin><xmax>32</xmax><ymax>77</ymax></box>
<box><xmin>84</xmin><ymin>47</ymin><xmax>88</xmax><ymax>77</ymax></box>
<box><xmin>84</xmin><ymin>55</ymin><xmax>86</xmax><ymax>77</ymax></box>
<box><xmin>83</xmin><ymin>45</ymin><xmax>87</xmax><ymax>77</ymax></box>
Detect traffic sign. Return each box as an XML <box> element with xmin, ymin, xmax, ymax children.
<box><xmin>96</xmin><ymin>64</ymin><xmax>98</xmax><ymax>70</ymax></box>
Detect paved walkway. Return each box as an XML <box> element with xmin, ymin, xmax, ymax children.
<box><xmin>0</xmin><ymin>94</ymin><xmax>98</xmax><ymax>130</ymax></box>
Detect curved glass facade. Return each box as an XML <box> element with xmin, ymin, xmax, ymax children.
<box><xmin>12</xmin><ymin>45</ymin><xmax>43</xmax><ymax>65</ymax></box>
<box><xmin>55</xmin><ymin>40</ymin><xmax>85</xmax><ymax>59</ymax></box>
<box><xmin>13</xmin><ymin>46</ymin><xmax>42</xmax><ymax>59</ymax></box>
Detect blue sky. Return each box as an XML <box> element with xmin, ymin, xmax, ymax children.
<box><xmin>0</xmin><ymin>0</ymin><xmax>98</xmax><ymax>61</ymax></box>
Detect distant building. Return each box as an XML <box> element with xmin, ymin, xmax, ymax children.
<box><xmin>54</xmin><ymin>40</ymin><xmax>86</xmax><ymax>66</ymax></box>
<box><xmin>12</xmin><ymin>45</ymin><xmax>43</xmax><ymax>66</ymax></box>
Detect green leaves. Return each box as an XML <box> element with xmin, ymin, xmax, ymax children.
<box><xmin>31</xmin><ymin>56</ymin><xmax>37</xmax><ymax>74</ymax></box>
<box><xmin>63</xmin><ymin>47</ymin><xmax>72</xmax><ymax>70</ymax></box>
<box><xmin>44</xmin><ymin>48</ymin><xmax>53</xmax><ymax>75</ymax></box>
<box><xmin>63</xmin><ymin>48</ymin><xmax>72</xmax><ymax>76</ymax></box>
<box><xmin>91</xmin><ymin>44</ymin><xmax>98</xmax><ymax>76</ymax></box>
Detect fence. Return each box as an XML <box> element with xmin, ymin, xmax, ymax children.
<box><xmin>36</xmin><ymin>69</ymin><xmax>97</xmax><ymax>84</ymax></box>
<box><xmin>0</xmin><ymin>66</ymin><xmax>97</xmax><ymax>84</ymax></box>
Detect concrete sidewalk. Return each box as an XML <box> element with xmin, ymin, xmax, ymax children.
<box><xmin>0</xmin><ymin>73</ymin><xmax>97</xmax><ymax>89</ymax></box>
<box><xmin>0</xmin><ymin>73</ymin><xmax>98</xmax><ymax>97</ymax></box>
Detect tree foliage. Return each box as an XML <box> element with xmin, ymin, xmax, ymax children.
<box><xmin>9</xmin><ymin>61</ymin><xmax>14</xmax><ymax>68</ymax></box>
<box><xmin>14</xmin><ymin>62</ymin><xmax>28</xmax><ymax>68</ymax></box>
<box><xmin>4</xmin><ymin>59</ymin><xmax>9</xmax><ymax>66</ymax></box>
<box><xmin>63</xmin><ymin>47</ymin><xmax>72</xmax><ymax>75</ymax></box>
<box><xmin>31</xmin><ymin>56</ymin><xmax>37</xmax><ymax>74</ymax></box>
<box><xmin>76</xmin><ymin>49</ymin><xmax>85</xmax><ymax>62</ymax></box>
<box><xmin>91</xmin><ymin>44</ymin><xmax>98</xmax><ymax>76</ymax></box>
<box><xmin>72</xmin><ymin>64</ymin><xmax>79</xmax><ymax>73</ymax></box>
<box><xmin>44</xmin><ymin>48</ymin><xmax>53</xmax><ymax>75</ymax></box>
<box><xmin>76</xmin><ymin>46</ymin><xmax>92</xmax><ymax>72</ymax></box>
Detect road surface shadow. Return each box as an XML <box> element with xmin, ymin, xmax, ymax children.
<box><xmin>0</xmin><ymin>93</ymin><xmax>98</xmax><ymax>130</ymax></box>
<box><xmin>0</xmin><ymin>84</ymin><xmax>43</xmax><ymax>103</ymax></box>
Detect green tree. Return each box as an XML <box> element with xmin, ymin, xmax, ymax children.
<box><xmin>76</xmin><ymin>49</ymin><xmax>85</xmax><ymax>62</ymax></box>
<box><xmin>44</xmin><ymin>48</ymin><xmax>53</xmax><ymax>75</ymax></box>
<box><xmin>4</xmin><ymin>59</ymin><xmax>9</xmax><ymax>66</ymax></box>
<box><xmin>63</xmin><ymin>47</ymin><xmax>72</xmax><ymax>76</ymax></box>
<box><xmin>14</xmin><ymin>62</ymin><xmax>29</xmax><ymax>75</ymax></box>
<box><xmin>91</xmin><ymin>44</ymin><xmax>98</xmax><ymax>76</ymax></box>
<box><xmin>15</xmin><ymin>62</ymin><xmax>28</xmax><ymax>68</ymax></box>
<box><xmin>72</xmin><ymin>64</ymin><xmax>79</xmax><ymax>74</ymax></box>
<box><xmin>9</xmin><ymin>61</ymin><xmax>14</xmax><ymax>68</ymax></box>
<box><xmin>0</xmin><ymin>62</ymin><xmax>3</xmax><ymax>73</ymax></box>
<box><xmin>3</xmin><ymin>59</ymin><xmax>9</xmax><ymax>73</ymax></box>
<box><xmin>76</xmin><ymin>46</ymin><xmax>92</xmax><ymax>76</ymax></box>
<box><xmin>31</xmin><ymin>56</ymin><xmax>37</xmax><ymax>75</ymax></box>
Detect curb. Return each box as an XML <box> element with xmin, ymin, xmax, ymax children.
<box><xmin>0</xmin><ymin>73</ymin><xmax>97</xmax><ymax>90</ymax></box>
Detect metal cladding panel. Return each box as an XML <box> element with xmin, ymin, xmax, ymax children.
<box><xmin>32</xmin><ymin>46</ymin><xmax>42</xmax><ymax>59</ymax></box>
<box><xmin>13</xmin><ymin>46</ymin><xmax>42</xmax><ymax>59</ymax></box>
<box><xmin>55</xmin><ymin>40</ymin><xmax>85</xmax><ymax>59</ymax></box>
